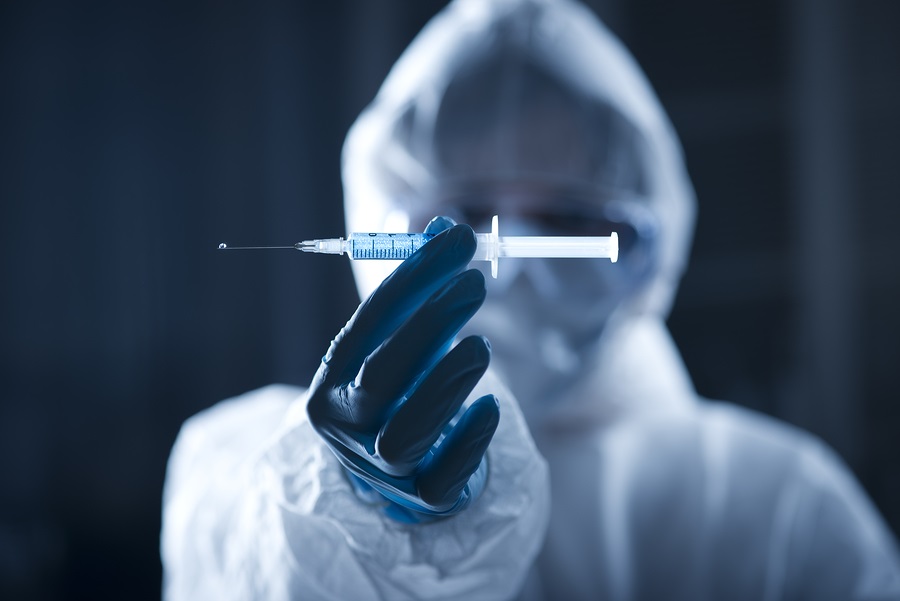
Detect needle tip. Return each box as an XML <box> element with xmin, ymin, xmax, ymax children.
<box><xmin>218</xmin><ymin>243</ymin><xmax>227</xmax><ymax>249</ymax></box>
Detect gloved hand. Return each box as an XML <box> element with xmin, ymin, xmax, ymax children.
<box><xmin>306</xmin><ymin>218</ymin><xmax>500</xmax><ymax>522</ymax></box>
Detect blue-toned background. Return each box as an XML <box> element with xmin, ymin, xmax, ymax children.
<box><xmin>2</xmin><ymin>1</ymin><xmax>898</xmax><ymax>598</ymax></box>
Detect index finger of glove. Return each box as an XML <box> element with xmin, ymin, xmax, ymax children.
<box><xmin>320</xmin><ymin>224</ymin><xmax>477</xmax><ymax>385</ymax></box>
<box><xmin>424</xmin><ymin>215</ymin><xmax>457</xmax><ymax>234</ymax></box>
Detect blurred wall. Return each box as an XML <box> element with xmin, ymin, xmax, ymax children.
<box><xmin>1</xmin><ymin>0</ymin><xmax>897</xmax><ymax>599</ymax></box>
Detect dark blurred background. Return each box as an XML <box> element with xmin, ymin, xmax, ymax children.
<box><xmin>1</xmin><ymin>0</ymin><xmax>897</xmax><ymax>599</ymax></box>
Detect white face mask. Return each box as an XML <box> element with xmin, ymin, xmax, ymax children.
<box><xmin>455</xmin><ymin>206</ymin><xmax>659</xmax><ymax>418</ymax></box>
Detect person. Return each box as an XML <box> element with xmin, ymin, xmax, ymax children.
<box><xmin>161</xmin><ymin>0</ymin><xmax>900</xmax><ymax>598</ymax></box>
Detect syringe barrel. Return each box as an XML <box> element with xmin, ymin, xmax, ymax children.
<box><xmin>346</xmin><ymin>232</ymin><xmax>433</xmax><ymax>259</ymax></box>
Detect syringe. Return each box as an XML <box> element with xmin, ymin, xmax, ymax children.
<box><xmin>219</xmin><ymin>215</ymin><xmax>618</xmax><ymax>278</ymax></box>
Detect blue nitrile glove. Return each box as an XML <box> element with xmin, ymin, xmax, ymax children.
<box><xmin>306</xmin><ymin>219</ymin><xmax>500</xmax><ymax>522</ymax></box>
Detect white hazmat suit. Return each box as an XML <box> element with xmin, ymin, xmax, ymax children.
<box><xmin>161</xmin><ymin>0</ymin><xmax>900</xmax><ymax>599</ymax></box>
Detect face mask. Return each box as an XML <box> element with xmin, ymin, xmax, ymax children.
<box><xmin>457</xmin><ymin>206</ymin><xmax>658</xmax><ymax>418</ymax></box>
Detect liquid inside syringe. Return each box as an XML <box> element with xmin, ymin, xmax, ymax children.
<box><xmin>220</xmin><ymin>216</ymin><xmax>617</xmax><ymax>278</ymax></box>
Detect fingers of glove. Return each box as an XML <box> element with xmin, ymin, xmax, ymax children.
<box><xmin>424</xmin><ymin>215</ymin><xmax>457</xmax><ymax>235</ymax></box>
<box><xmin>416</xmin><ymin>394</ymin><xmax>500</xmax><ymax>510</ymax></box>
<box><xmin>328</xmin><ymin>444</ymin><xmax>419</xmax><ymax>501</ymax></box>
<box><xmin>376</xmin><ymin>335</ymin><xmax>490</xmax><ymax>472</ymax></box>
<box><xmin>355</xmin><ymin>269</ymin><xmax>486</xmax><ymax>408</ymax></box>
<box><xmin>320</xmin><ymin>224</ymin><xmax>476</xmax><ymax>385</ymax></box>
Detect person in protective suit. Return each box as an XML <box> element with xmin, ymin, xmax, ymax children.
<box><xmin>161</xmin><ymin>0</ymin><xmax>900</xmax><ymax>599</ymax></box>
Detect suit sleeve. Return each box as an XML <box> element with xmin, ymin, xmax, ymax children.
<box><xmin>161</xmin><ymin>372</ymin><xmax>550</xmax><ymax>601</ymax></box>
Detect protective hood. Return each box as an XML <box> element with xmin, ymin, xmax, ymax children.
<box><xmin>342</xmin><ymin>0</ymin><xmax>696</xmax><ymax>319</ymax></box>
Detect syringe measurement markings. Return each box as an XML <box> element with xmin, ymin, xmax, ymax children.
<box><xmin>348</xmin><ymin>234</ymin><xmax>426</xmax><ymax>259</ymax></box>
